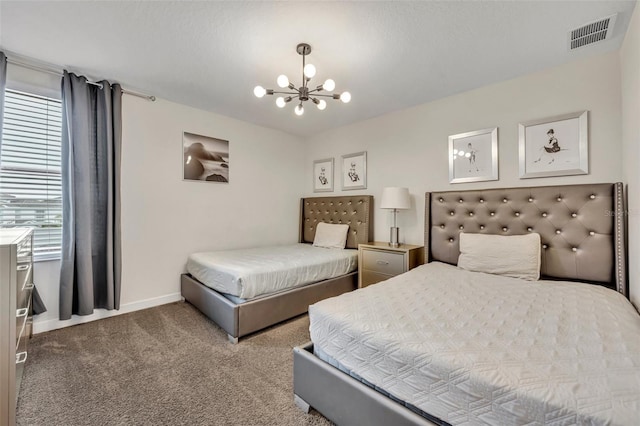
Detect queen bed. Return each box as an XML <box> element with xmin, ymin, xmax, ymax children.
<box><xmin>181</xmin><ymin>195</ymin><xmax>373</xmax><ymax>343</ymax></box>
<box><xmin>293</xmin><ymin>183</ymin><xmax>638</xmax><ymax>425</ymax></box>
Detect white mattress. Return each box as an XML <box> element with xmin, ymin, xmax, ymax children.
<box><xmin>309</xmin><ymin>262</ymin><xmax>640</xmax><ymax>425</ymax></box>
<box><xmin>186</xmin><ymin>243</ymin><xmax>357</xmax><ymax>299</ymax></box>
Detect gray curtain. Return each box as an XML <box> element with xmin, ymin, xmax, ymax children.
<box><xmin>59</xmin><ymin>71</ymin><xmax>122</xmax><ymax>320</ymax></box>
<box><xmin>0</xmin><ymin>51</ymin><xmax>6</xmax><ymax>155</ymax></box>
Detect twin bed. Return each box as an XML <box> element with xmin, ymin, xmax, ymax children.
<box><xmin>181</xmin><ymin>195</ymin><xmax>373</xmax><ymax>343</ymax></box>
<box><xmin>294</xmin><ymin>183</ymin><xmax>640</xmax><ymax>425</ymax></box>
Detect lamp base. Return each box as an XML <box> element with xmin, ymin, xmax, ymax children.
<box><xmin>389</xmin><ymin>227</ymin><xmax>400</xmax><ymax>248</ymax></box>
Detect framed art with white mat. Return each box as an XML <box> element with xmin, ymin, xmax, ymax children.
<box><xmin>519</xmin><ymin>111</ymin><xmax>588</xmax><ymax>179</ymax></box>
<box><xmin>341</xmin><ymin>151</ymin><xmax>367</xmax><ymax>190</ymax></box>
<box><xmin>313</xmin><ymin>158</ymin><xmax>334</xmax><ymax>192</ymax></box>
<box><xmin>448</xmin><ymin>127</ymin><xmax>498</xmax><ymax>184</ymax></box>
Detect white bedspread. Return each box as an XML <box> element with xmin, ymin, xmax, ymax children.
<box><xmin>309</xmin><ymin>262</ymin><xmax>640</xmax><ymax>425</ymax></box>
<box><xmin>187</xmin><ymin>244</ymin><xmax>357</xmax><ymax>299</ymax></box>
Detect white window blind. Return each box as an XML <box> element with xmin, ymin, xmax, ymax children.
<box><xmin>1</xmin><ymin>89</ymin><xmax>63</xmax><ymax>260</ymax></box>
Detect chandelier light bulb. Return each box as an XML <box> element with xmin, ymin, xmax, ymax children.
<box><xmin>254</xmin><ymin>85</ymin><xmax>266</xmax><ymax>98</ymax></box>
<box><xmin>276</xmin><ymin>97</ymin><xmax>286</xmax><ymax>108</ymax></box>
<box><xmin>277</xmin><ymin>75</ymin><xmax>289</xmax><ymax>88</ymax></box>
<box><xmin>340</xmin><ymin>91</ymin><xmax>351</xmax><ymax>103</ymax></box>
<box><xmin>294</xmin><ymin>104</ymin><xmax>304</xmax><ymax>116</ymax></box>
<box><xmin>317</xmin><ymin>99</ymin><xmax>327</xmax><ymax>110</ymax></box>
<box><xmin>303</xmin><ymin>63</ymin><xmax>316</xmax><ymax>78</ymax></box>
<box><xmin>323</xmin><ymin>79</ymin><xmax>335</xmax><ymax>91</ymax></box>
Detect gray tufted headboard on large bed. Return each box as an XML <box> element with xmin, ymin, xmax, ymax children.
<box><xmin>425</xmin><ymin>183</ymin><xmax>626</xmax><ymax>297</ymax></box>
<box><xmin>300</xmin><ymin>196</ymin><xmax>373</xmax><ymax>249</ymax></box>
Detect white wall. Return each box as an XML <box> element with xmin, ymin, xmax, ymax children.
<box><xmin>621</xmin><ymin>1</ymin><xmax>640</xmax><ymax>309</ymax></box>
<box><xmin>304</xmin><ymin>52</ymin><xmax>623</xmax><ymax>247</ymax></box>
<box><xmin>27</xmin><ymin>94</ymin><xmax>305</xmax><ymax>333</ymax></box>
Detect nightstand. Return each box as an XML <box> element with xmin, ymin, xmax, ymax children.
<box><xmin>358</xmin><ymin>242</ymin><xmax>425</xmax><ymax>288</ymax></box>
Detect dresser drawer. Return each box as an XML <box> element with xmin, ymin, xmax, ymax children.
<box><xmin>16</xmin><ymin>263</ymin><xmax>32</xmax><ymax>300</ymax></box>
<box><xmin>15</xmin><ymin>332</ymin><xmax>28</xmax><ymax>405</ymax></box>
<box><xmin>362</xmin><ymin>249</ymin><xmax>404</xmax><ymax>276</ymax></box>
<box><xmin>16</xmin><ymin>237</ymin><xmax>32</xmax><ymax>264</ymax></box>
<box><xmin>16</xmin><ymin>296</ymin><xmax>30</xmax><ymax>346</ymax></box>
<box><xmin>17</xmin><ymin>282</ymin><xmax>33</xmax><ymax>314</ymax></box>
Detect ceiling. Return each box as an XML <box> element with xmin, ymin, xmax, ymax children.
<box><xmin>0</xmin><ymin>1</ymin><xmax>636</xmax><ymax>137</ymax></box>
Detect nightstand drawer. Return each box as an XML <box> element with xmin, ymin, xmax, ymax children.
<box><xmin>362</xmin><ymin>250</ymin><xmax>404</xmax><ymax>275</ymax></box>
<box><xmin>360</xmin><ymin>270</ymin><xmax>393</xmax><ymax>287</ymax></box>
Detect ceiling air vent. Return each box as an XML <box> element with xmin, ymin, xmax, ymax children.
<box><xmin>569</xmin><ymin>13</ymin><xmax>618</xmax><ymax>50</ymax></box>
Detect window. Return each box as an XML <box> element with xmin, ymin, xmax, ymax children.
<box><xmin>1</xmin><ymin>89</ymin><xmax>63</xmax><ymax>260</ymax></box>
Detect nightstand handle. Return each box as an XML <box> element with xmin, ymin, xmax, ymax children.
<box><xmin>376</xmin><ymin>260</ymin><xmax>389</xmax><ymax>265</ymax></box>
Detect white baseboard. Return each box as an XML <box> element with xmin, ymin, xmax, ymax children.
<box><xmin>32</xmin><ymin>292</ymin><xmax>183</xmax><ymax>334</ymax></box>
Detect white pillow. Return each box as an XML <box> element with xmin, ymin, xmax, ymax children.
<box><xmin>457</xmin><ymin>232</ymin><xmax>541</xmax><ymax>280</ymax></box>
<box><xmin>313</xmin><ymin>222</ymin><xmax>350</xmax><ymax>249</ymax></box>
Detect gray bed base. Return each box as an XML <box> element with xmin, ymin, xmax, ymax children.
<box><xmin>293</xmin><ymin>343</ymin><xmax>438</xmax><ymax>426</ymax></box>
<box><xmin>181</xmin><ymin>272</ymin><xmax>357</xmax><ymax>343</ymax></box>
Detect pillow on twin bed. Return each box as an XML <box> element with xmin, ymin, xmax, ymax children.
<box><xmin>457</xmin><ymin>232</ymin><xmax>541</xmax><ymax>281</ymax></box>
<box><xmin>313</xmin><ymin>222</ymin><xmax>350</xmax><ymax>249</ymax></box>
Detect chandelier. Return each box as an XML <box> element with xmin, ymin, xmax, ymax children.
<box><xmin>253</xmin><ymin>43</ymin><xmax>351</xmax><ymax>116</ymax></box>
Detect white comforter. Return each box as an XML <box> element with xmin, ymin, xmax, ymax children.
<box><xmin>187</xmin><ymin>244</ymin><xmax>357</xmax><ymax>299</ymax></box>
<box><xmin>310</xmin><ymin>262</ymin><xmax>640</xmax><ymax>425</ymax></box>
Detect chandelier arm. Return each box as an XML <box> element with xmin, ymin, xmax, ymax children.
<box><xmin>269</xmin><ymin>90</ymin><xmax>300</xmax><ymax>95</ymax></box>
<box><xmin>312</xmin><ymin>93</ymin><xmax>341</xmax><ymax>99</ymax></box>
<box><xmin>302</xmin><ymin>49</ymin><xmax>307</xmax><ymax>91</ymax></box>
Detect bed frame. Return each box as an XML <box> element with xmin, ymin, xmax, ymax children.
<box><xmin>293</xmin><ymin>182</ymin><xmax>626</xmax><ymax>426</ymax></box>
<box><xmin>181</xmin><ymin>195</ymin><xmax>373</xmax><ymax>343</ymax></box>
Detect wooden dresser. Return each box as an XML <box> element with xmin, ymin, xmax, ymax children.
<box><xmin>0</xmin><ymin>228</ymin><xmax>33</xmax><ymax>425</ymax></box>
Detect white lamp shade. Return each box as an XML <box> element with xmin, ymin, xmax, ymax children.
<box><xmin>380</xmin><ymin>187</ymin><xmax>411</xmax><ymax>210</ymax></box>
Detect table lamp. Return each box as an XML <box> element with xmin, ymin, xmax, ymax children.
<box><xmin>380</xmin><ymin>187</ymin><xmax>411</xmax><ymax>247</ymax></box>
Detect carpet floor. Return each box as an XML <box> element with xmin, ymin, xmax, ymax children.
<box><xmin>17</xmin><ymin>302</ymin><xmax>332</xmax><ymax>426</ymax></box>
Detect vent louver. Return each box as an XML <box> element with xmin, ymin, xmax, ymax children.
<box><xmin>569</xmin><ymin>14</ymin><xmax>617</xmax><ymax>50</ymax></box>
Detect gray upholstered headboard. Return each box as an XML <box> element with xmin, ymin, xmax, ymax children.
<box><xmin>425</xmin><ymin>183</ymin><xmax>627</xmax><ymax>297</ymax></box>
<box><xmin>300</xmin><ymin>196</ymin><xmax>373</xmax><ymax>249</ymax></box>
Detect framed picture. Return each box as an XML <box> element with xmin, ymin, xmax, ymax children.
<box><xmin>448</xmin><ymin>127</ymin><xmax>498</xmax><ymax>184</ymax></box>
<box><xmin>519</xmin><ymin>111</ymin><xmax>588</xmax><ymax>179</ymax></box>
<box><xmin>341</xmin><ymin>151</ymin><xmax>367</xmax><ymax>190</ymax></box>
<box><xmin>313</xmin><ymin>158</ymin><xmax>334</xmax><ymax>192</ymax></box>
<box><xmin>183</xmin><ymin>132</ymin><xmax>229</xmax><ymax>183</ymax></box>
